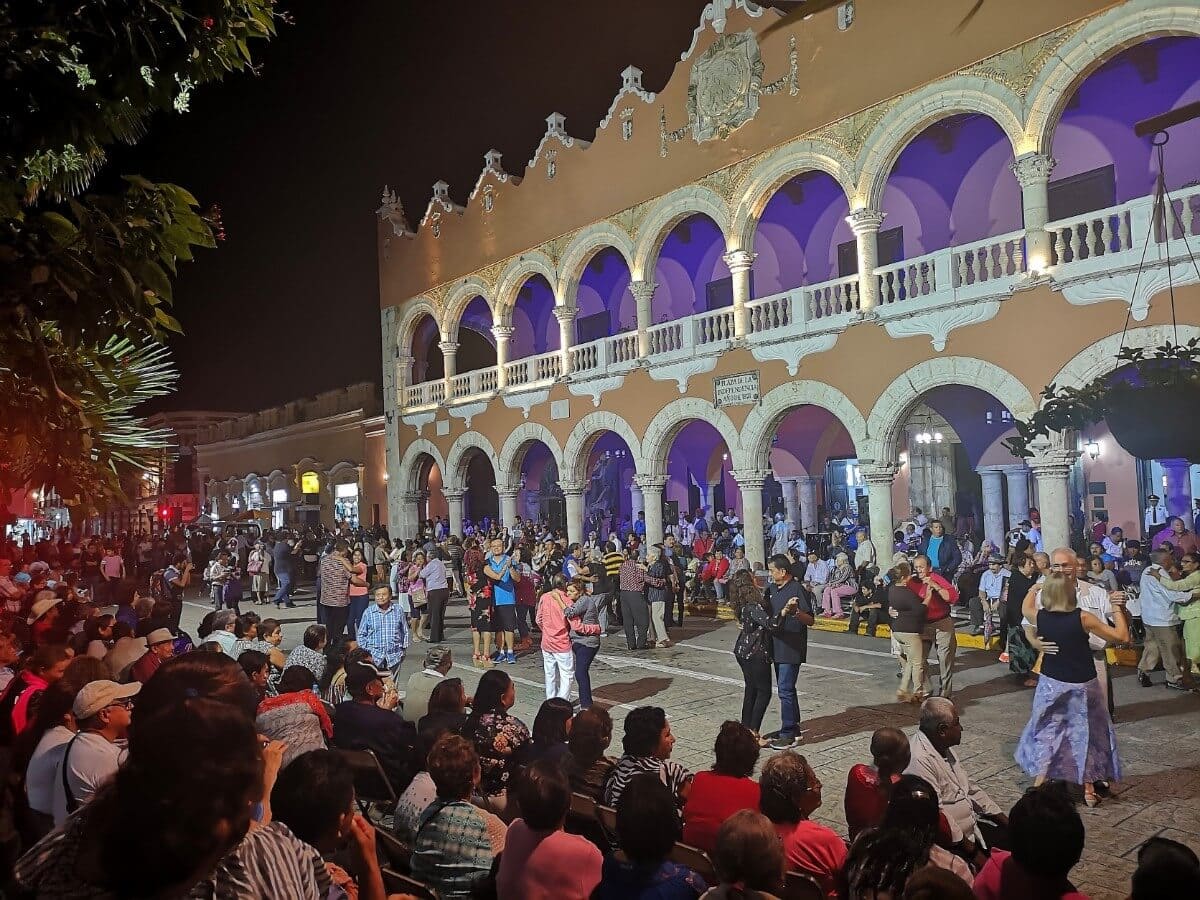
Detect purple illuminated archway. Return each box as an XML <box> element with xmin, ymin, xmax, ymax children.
<box><xmin>1053</xmin><ymin>36</ymin><xmax>1200</xmax><ymax>205</ymax></box>
<box><xmin>666</xmin><ymin>420</ymin><xmax>735</xmax><ymax>523</ymax></box>
<box><xmin>576</xmin><ymin>247</ymin><xmax>634</xmax><ymax>340</ymax></box>
<box><xmin>410</xmin><ymin>314</ymin><xmax>443</xmax><ymax>384</ymax></box>
<box><xmin>582</xmin><ymin>432</ymin><xmax>635</xmax><ymax>541</ymax></box>
<box><xmin>510</xmin><ymin>274</ymin><xmax>559</xmax><ymax>359</ymax></box>
<box><xmin>652</xmin><ymin>214</ymin><xmax>731</xmax><ymax>322</ymax></box>
<box><xmin>881</xmin><ymin>114</ymin><xmax>1020</xmax><ymax>260</ymax></box>
<box><xmin>457</xmin><ymin>295</ymin><xmax>497</xmax><ymax>374</ymax></box>
<box><xmin>753</xmin><ymin>171</ymin><xmax>854</xmax><ymax>291</ymax></box>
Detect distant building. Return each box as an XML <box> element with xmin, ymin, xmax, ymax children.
<box><xmin>194</xmin><ymin>383</ymin><xmax>387</xmax><ymax>531</ymax></box>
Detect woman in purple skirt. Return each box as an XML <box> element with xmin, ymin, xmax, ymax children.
<box><xmin>1016</xmin><ymin>572</ymin><xmax>1130</xmax><ymax>807</ymax></box>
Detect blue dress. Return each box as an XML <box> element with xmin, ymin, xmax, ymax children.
<box><xmin>1015</xmin><ymin>609</ymin><xmax>1121</xmax><ymax>783</ymax></box>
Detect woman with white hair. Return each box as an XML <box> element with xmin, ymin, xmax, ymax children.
<box><xmin>819</xmin><ymin>552</ymin><xmax>857</xmax><ymax>619</ymax></box>
<box><xmin>644</xmin><ymin>545</ymin><xmax>673</xmax><ymax>648</ymax></box>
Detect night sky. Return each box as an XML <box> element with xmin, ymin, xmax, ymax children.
<box><xmin>127</xmin><ymin>0</ymin><xmax>715</xmax><ymax>413</ymax></box>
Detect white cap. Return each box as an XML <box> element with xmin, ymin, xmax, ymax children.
<box><xmin>73</xmin><ymin>680</ymin><xmax>141</xmax><ymax>719</ymax></box>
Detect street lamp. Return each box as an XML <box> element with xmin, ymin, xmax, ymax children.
<box><xmin>1085</xmin><ymin>440</ymin><xmax>1101</xmax><ymax>460</ymax></box>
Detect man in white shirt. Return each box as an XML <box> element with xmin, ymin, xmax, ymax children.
<box><xmin>802</xmin><ymin>551</ymin><xmax>830</xmax><ymax>594</ymax></box>
<box><xmin>770</xmin><ymin>514</ymin><xmax>790</xmax><ymax>557</ymax></box>
<box><xmin>1136</xmin><ymin>549</ymin><xmax>1190</xmax><ymax>690</ymax></box>
<box><xmin>913</xmin><ymin>507</ymin><xmax>929</xmax><ymax>528</ymax></box>
<box><xmin>402</xmin><ymin>646</ymin><xmax>454</xmax><ymax>723</ymax></box>
<box><xmin>53</xmin><ymin>680</ymin><xmax>139</xmax><ymax>824</ymax></box>
<box><xmin>905</xmin><ymin>697</ymin><xmax>1007</xmax><ymax>858</ymax></box>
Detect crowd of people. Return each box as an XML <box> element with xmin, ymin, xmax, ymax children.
<box><xmin>1</xmin><ymin>498</ymin><xmax>1198</xmax><ymax>899</ymax></box>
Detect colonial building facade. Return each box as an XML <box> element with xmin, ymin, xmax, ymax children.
<box><xmin>194</xmin><ymin>383</ymin><xmax>388</xmax><ymax>531</ymax></box>
<box><xmin>379</xmin><ymin>0</ymin><xmax>1200</xmax><ymax>565</ymax></box>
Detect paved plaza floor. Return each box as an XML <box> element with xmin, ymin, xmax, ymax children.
<box><xmin>180</xmin><ymin>588</ymin><xmax>1200</xmax><ymax>900</ymax></box>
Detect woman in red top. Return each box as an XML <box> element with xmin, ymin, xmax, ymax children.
<box><xmin>843</xmin><ymin>726</ymin><xmax>910</xmax><ymax>840</ymax></box>
<box><xmin>682</xmin><ymin>721</ymin><xmax>762</xmax><ymax>852</ymax></box>
<box><xmin>759</xmin><ymin>750</ymin><xmax>846</xmax><ymax>897</ymax></box>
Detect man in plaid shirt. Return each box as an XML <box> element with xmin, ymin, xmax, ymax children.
<box><xmin>356</xmin><ymin>584</ymin><xmax>409</xmax><ymax>681</ymax></box>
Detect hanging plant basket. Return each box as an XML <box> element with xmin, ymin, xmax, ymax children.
<box><xmin>1006</xmin><ymin>341</ymin><xmax>1200</xmax><ymax>462</ymax></box>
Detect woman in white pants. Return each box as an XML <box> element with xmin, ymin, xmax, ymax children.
<box><xmin>536</xmin><ymin>574</ymin><xmax>576</xmax><ymax>699</ymax></box>
<box><xmin>644</xmin><ymin>545</ymin><xmax>673</xmax><ymax>648</ymax></box>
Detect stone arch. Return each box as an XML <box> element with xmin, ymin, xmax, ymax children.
<box><xmin>397</xmin><ymin>439</ymin><xmax>446</xmax><ymax>494</ymax></box>
<box><xmin>1024</xmin><ymin>1</ymin><xmax>1200</xmax><ymax>155</ymax></box>
<box><xmin>396</xmin><ymin>297</ymin><xmax>443</xmax><ymax>356</ymax></box>
<box><xmin>641</xmin><ymin>397</ymin><xmax>745</xmax><ymax>478</ymax></box>
<box><xmin>740</xmin><ymin>381</ymin><xmax>870</xmax><ymax>471</ymax></box>
<box><xmin>496</xmin><ymin>422</ymin><xmax>565</xmax><ymax>487</ymax></box>
<box><xmin>326</xmin><ymin>460</ymin><xmax>361</xmax><ymax>485</ymax></box>
<box><xmin>1048</xmin><ymin>324</ymin><xmax>1200</xmax><ymax>390</ymax></box>
<box><xmin>440</xmin><ymin>276</ymin><xmax>497</xmax><ymax>339</ymax></box>
<box><xmin>561</xmin><ymin>411</ymin><xmax>644</xmax><ymax>484</ymax></box>
<box><xmin>493</xmin><ymin>250</ymin><xmax>560</xmax><ymax>321</ymax></box>
<box><xmin>558</xmin><ymin>221</ymin><xmax>637</xmax><ymax>305</ymax></box>
<box><xmin>730</xmin><ymin>139</ymin><xmax>858</xmax><ymax>252</ymax></box>
<box><xmin>445</xmin><ymin>431</ymin><xmax>500</xmax><ymax>489</ymax></box>
<box><xmin>855</xmin><ymin>76</ymin><xmax>1026</xmax><ymax>210</ymax></box>
<box><xmin>632</xmin><ymin>184</ymin><xmax>732</xmax><ymax>280</ymax></box>
<box><xmin>863</xmin><ymin>357</ymin><xmax>1038</xmax><ymax>463</ymax></box>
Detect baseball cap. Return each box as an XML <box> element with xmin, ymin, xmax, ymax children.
<box><xmin>27</xmin><ymin>592</ymin><xmax>62</xmax><ymax>625</ymax></box>
<box><xmin>987</xmin><ymin>555</ymin><xmax>1005</xmax><ymax>565</ymax></box>
<box><xmin>345</xmin><ymin>660</ymin><xmax>388</xmax><ymax>692</ymax></box>
<box><xmin>73</xmin><ymin>680</ymin><xmax>141</xmax><ymax>719</ymax></box>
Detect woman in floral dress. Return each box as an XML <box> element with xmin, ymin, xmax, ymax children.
<box><xmin>462</xmin><ymin>668</ymin><xmax>532</xmax><ymax>816</ymax></box>
<box><xmin>407</xmin><ymin>549</ymin><xmax>428</xmax><ymax>642</ymax></box>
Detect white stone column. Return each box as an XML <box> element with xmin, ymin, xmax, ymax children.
<box><xmin>860</xmin><ymin>464</ymin><xmax>897</xmax><ymax>552</ymax></box>
<box><xmin>1012</xmin><ymin>152</ymin><xmax>1057</xmax><ymax>272</ymax></box>
<box><xmin>635</xmin><ymin>475</ymin><xmax>667</xmax><ymax>547</ymax></box>
<box><xmin>722</xmin><ymin>249</ymin><xmax>756</xmax><ymax>339</ymax></box>
<box><xmin>630</xmin><ymin>280</ymin><xmax>657</xmax><ymax>359</ymax></box>
<box><xmin>492</xmin><ymin>325</ymin><xmax>513</xmax><ymax>390</ymax></box>
<box><xmin>846</xmin><ymin>208</ymin><xmax>886</xmax><ymax>313</ymax></box>
<box><xmin>554</xmin><ymin>306</ymin><xmax>576</xmax><ymax>376</ymax></box>
<box><xmin>1028</xmin><ymin>446</ymin><xmax>1078</xmax><ymax>552</ymax></box>
<box><xmin>733</xmin><ymin>470</ymin><xmax>768</xmax><ymax>567</ymax></box>
<box><xmin>438</xmin><ymin>340</ymin><xmax>459</xmax><ymax>400</ymax></box>
<box><xmin>630</xmin><ymin>485</ymin><xmax>644</xmax><ymax>520</ymax></box>
<box><xmin>562</xmin><ymin>483</ymin><xmax>586</xmax><ymax>547</ymax></box>
<box><xmin>796</xmin><ymin>475</ymin><xmax>820</xmax><ymax>533</ymax></box>
<box><xmin>1161</xmin><ymin>458</ymin><xmax>1194</xmax><ymax>520</ymax></box>
<box><xmin>977</xmin><ymin>467</ymin><xmax>1007</xmax><ymax>548</ymax></box>
<box><xmin>497</xmin><ymin>485</ymin><xmax>520</xmax><ymax>529</ymax></box>
<box><xmin>781</xmin><ymin>478</ymin><xmax>801</xmax><ymax>532</ymax></box>
<box><xmin>444</xmin><ymin>489</ymin><xmax>466</xmax><ymax>538</ymax></box>
<box><xmin>396</xmin><ymin>354</ymin><xmax>414</xmax><ymax>393</ymax></box>
<box><xmin>1001</xmin><ymin>464</ymin><xmax>1031</xmax><ymax>528</ymax></box>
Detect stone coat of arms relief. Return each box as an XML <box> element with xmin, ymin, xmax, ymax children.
<box><xmin>688</xmin><ymin>29</ymin><xmax>764</xmax><ymax>143</ymax></box>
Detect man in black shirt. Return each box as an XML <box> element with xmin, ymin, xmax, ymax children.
<box><xmin>766</xmin><ymin>553</ymin><xmax>815</xmax><ymax>750</ymax></box>
<box><xmin>332</xmin><ymin>661</ymin><xmax>419</xmax><ymax>795</ymax></box>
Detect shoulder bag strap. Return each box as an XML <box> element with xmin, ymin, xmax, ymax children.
<box><xmin>60</xmin><ymin>733</ymin><xmax>82</xmax><ymax>814</ymax></box>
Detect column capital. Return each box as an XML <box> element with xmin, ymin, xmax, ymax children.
<box><xmin>442</xmin><ymin>489</ymin><xmax>467</xmax><ymax>502</ymax></box>
<box><xmin>731</xmin><ymin>469</ymin><xmax>772</xmax><ymax>490</ymax></box>
<box><xmin>437</xmin><ymin>340</ymin><xmax>459</xmax><ymax>355</ymax></box>
<box><xmin>975</xmin><ymin>465</ymin><xmax>1005</xmax><ymax>476</ymax></box>
<box><xmin>1011</xmin><ymin>152</ymin><xmax>1057</xmax><ymax>188</ymax></box>
<box><xmin>491</xmin><ymin>324</ymin><xmax>514</xmax><ymax>341</ymax></box>
<box><xmin>1027</xmin><ymin>450</ymin><xmax>1078</xmax><ymax>479</ymax></box>
<box><xmin>997</xmin><ymin>463</ymin><xmax>1031</xmax><ymax>475</ymax></box>
<box><xmin>722</xmin><ymin>249</ymin><xmax>757</xmax><ymax>273</ymax></box>
<box><xmin>401</xmin><ymin>491</ymin><xmax>422</xmax><ymax>504</ymax></box>
<box><xmin>552</xmin><ymin>305</ymin><xmax>577</xmax><ymax>324</ymax></box>
<box><xmin>559</xmin><ymin>481</ymin><xmax>587</xmax><ymax>497</ymax></box>
<box><xmin>845</xmin><ymin>207</ymin><xmax>886</xmax><ymax>235</ymax></box>
<box><xmin>495</xmin><ymin>482</ymin><xmax>522</xmax><ymax>500</ymax></box>
<box><xmin>859</xmin><ymin>463</ymin><xmax>898</xmax><ymax>485</ymax></box>
<box><xmin>795</xmin><ymin>474</ymin><xmax>821</xmax><ymax>487</ymax></box>
<box><xmin>629</xmin><ymin>279</ymin><xmax>658</xmax><ymax>300</ymax></box>
<box><xmin>633</xmin><ymin>473</ymin><xmax>668</xmax><ymax>492</ymax></box>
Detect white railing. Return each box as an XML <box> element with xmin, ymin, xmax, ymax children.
<box><xmin>952</xmin><ymin>231</ymin><xmax>1025</xmax><ymax>291</ymax></box>
<box><xmin>1166</xmin><ymin>183</ymin><xmax>1200</xmax><ymax>241</ymax></box>
<box><xmin>877</xmin><ymin>249</ymin><xmax>946</xmax><ymax>306</ymax></box>
<box><xmin>1047</xmin><ymin>203</ymin><xmax>1137</xmax><ymax>267</ymax></box>
<box><xmin>694</xmin><ymin>307</ymin><xmax>735</xmax><ymax>346</ymax></box>
<box><xmin>803</xmin><ymin>274</ymin><xmax>860</xmax><ymax>320</ymax></box>
<box><xmin>647</xmin><ymin>320</ymin><xmax>686</xmax><ymax>356</ymax></box>
<box><xmin>606</xmin><ymin>332</ymin><xmax>639</xmax><ymax>365</ymax></box>
<box><xmin>570</xmin><ymin>342</ymin><xmax>599</xmax><ymax>373</ymax></box>
<box><xmin>747</xmin><ymin>291</ymin><xmax>795</xmax><ymax>334</ymax></box>
<box><xmin>504</xmin><ymin>349</ymin><xmax>562</xmax><ymax>391</ymax></box>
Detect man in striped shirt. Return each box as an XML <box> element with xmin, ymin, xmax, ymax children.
<box><xmin>356</xmin><ymin>585</ymin><xmax>409</xmax><ymax>681</ymax></box>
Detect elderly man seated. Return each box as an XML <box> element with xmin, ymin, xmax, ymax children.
<box><xmin>906</xmin><ymin>697</ymin><xmax>1009</xmax><ymax>865</ymax></box>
